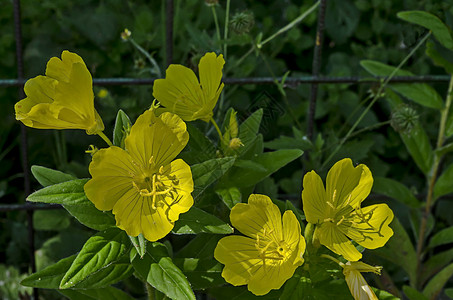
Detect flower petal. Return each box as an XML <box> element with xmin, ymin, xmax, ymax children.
<box><xmin>230</xmin><ymin>194</ymin><xmax>283</xmax><ymax>241</ymax></box>
<box><xmin>326</xmin><ymin>158</ymin><xmax>373</xmax><ymax>210</ymax></box>
<box><xmin>302</xmin><ymin>170</ymin><xmax>327</xmax><ymax>224</ymax></box>
<box><xmin>85</xmin><ymin>146</ymin><xmax>139</xmax><ymax>211</ymax></box>
<box><xmin>343</xmin><ymin>204</ymin><xmax>394</xmax><ymax>250</ymax></box>
<box><xmin>214</xmin><ymin>235</ymin><xmax>262</xmax><ymax>286</ymax></box>
<box><xmin>125</xmin><ymin>110</ymin><xmax>189</xmax><ymax>168</ymax></box>
<box><xmin>282</xmin><ymin>211</ymin><xmax>305</xmax><ymax>264</ymax></box>
<box><xmin>343</xmin><ymin>267</ymin><xmax>378</xmax><ymax>300</ymax></box>
<box><xmin>153</xmin><ymin>64</ymin><xmax>204</xmax><ymax>121</ymax></box>
<box><xmin>199</xmin><ymin>52</ymin><xmax>225</xmax><ymax>108</ymax></box>
<box><xmin>316</xmin><ymin>222</ymin><xmax>362</xmax><ymax>261</ymax></box>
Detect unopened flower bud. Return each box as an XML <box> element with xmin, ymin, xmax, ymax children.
<box><xmin>230</xmin><ymin>11</ymin><xmax>255</xmax><ymax>34</ymax></box>
<box><xmin>97</xmin><ymin>88</ymin><xmax>109</xmax><ymax>99</ymax></box>
<box><xmin>121</xmin><ymin>28</ymin><xmax>131</xmax><ymax>41</ymax></box>
<box><xmin>390</xmin><ymin>104</ymin><xmax>419</xmax><ymax>134</ymax></box>
<box><xmin>204</xmin><ymin>0</ymin><xmax>218</xmax><ymax>6</ymax></box>
<box><xmin>229</xmin><ymin>137</ymin><xmax>244</xmax><ymax>150</ymax></box>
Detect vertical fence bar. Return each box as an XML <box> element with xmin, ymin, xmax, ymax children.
<box><xmin>166</xmin><ymin>0</ymin><xmax>174</xmax><ymax>67</ymax></box>
<box><xmin>13</xmin><ymin>1</ymin><xmax>37</xmax><ymax>299</ymax></box>
<box><xmin>306</xmin><ymin>0</ymin><xmax>327</xmax><ymax>141</ymax></box>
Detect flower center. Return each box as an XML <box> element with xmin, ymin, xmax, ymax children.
<box><xmin>255</xmin><ymin>229</ymin><xmax>291</xmax><ymax>268</ymax></box>
<box><xmin>132</xmin><ymin>164</ymin><xmax>180</xmax><ymax>210</ymax></box>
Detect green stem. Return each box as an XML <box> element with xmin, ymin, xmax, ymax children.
<box><xmin>320</xmin><ymin>254</ymin><xmax>342</xmax><ymax>265</ymax></box>
<box><xmin>346</xmin><ymin>120</ymin><xmax>391</xmax><ymax>140</ymax></box>
<box><xmin>97</xmin><ymin>131</ymin><xmax>113</xmax><ymax>147</ymax></box>
<box><xmin>257</xmin><ymin>1</ymin><xmax>320</xmax><ymax>48</ymax></box>
<box><xmin>321</xmin><ymin>32</ymin><xmax>431</xmax><ymax>170</ymax></box>
<box><xmin>129</xmin><ymin>38</ymin><xmax>162</xmax><ymax>78</ymax></box>
<box><xmin>223</xmin><ymin>0</ymin><xmax>231</xmax><ymax>59</ymax></box>
<box><xmin>211</xmin><ymin>117</ymin><xmax>224</xmax><ymax>143</ymax></box>
<box><xmin>416</xmin><ymin>75</ymin><xmax>453</xmax><ymax>287</ymax></box>
<box><xmin>211</xmin><ymin>5</ymin><xmax>221</xmax><ymax>43</ymax></box>
<box><xmin>145</xmin><ymin>283</ymin><xmax>155</xmax><ymax>300</ymax></box>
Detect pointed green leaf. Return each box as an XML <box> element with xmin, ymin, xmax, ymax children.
<box><xmin>374</xmin><ymin>218</ymin><xmax>417</xmax><ymax>286</ymax></box>
<box><xmin>131</xmin><ymin>243</ymin><xmax>196</xmax><ymax>300</ymax></box>
<box><xmin>423</xmin><ymin>263</ymin><xmax>453</xmax><ymax>299</ymax></box>
<box><xmin>421</xmin><ymin>248</ymin><xmax>453</xmax><ymax>286</ymax></box>
<box><xmin>403</xmin><ymin>285</ymin><xmax>428</xmax><ymax>300</ymax></box>
<box><xmin>361</xmin><ymin>60</ymin><xmax>444</xmax><ymax>109</ymax></box>
<box><xmin>191</xmin><ymin>157</ymin><xmax>236</xmax><ymax>199</ymax></box>
<box><xmin>31</xmin><ymin>165</ymin><xmax>76</xmax><ymax>187</ymax></box>
<box><xmin>372</xmin><ymin>177</ymin><xmax>420</xmax><ymax>207</ymax></box>
<box><xmin>27</xmin><ymin>179</ymin><xmax>115</xmax><ymax>230</ymax></box>
<box><xmin>113</xmin><ymin>109</ymin><xmax>132</xmax><ymax>148</ymax></box>
<box><xmin>400</xmin><ymin>123</ymin><xmax>433</xmax><ymax>175</ymax></box>
<box><xmin>180</xmin><ymin>124</ymin><xmax>217</xmax><ymax>164</ymax></box>
<box><xmin>426</xmin><ymin>41</ymin><xmax>453</xmax><ymax>74</ymax></box>
<box><xmin>173</xmin><ymin>207</ymin><xmax>233</xmax><ymax>234</ymax></box>
<box><xmin>219</xmin><ymin>149</ymin><xmax>303</xmax><ymax>188</ymax></box>
<box><xmin>398</xmin><ymin>11</ymin><xmax>453</xmax><ymax>49</ymax></box>
<box><xmin>428</xmin><ymin>226</ymin><xmax>453</xmax><ymax>248</ymax></box>
<box><xmin>216</xmin><ymin>187</ymin><xmax>242</xmax><ymax>210</ymax></box>
<box><xmin>60</xmin><ymin>228</ymin><xmax>130</xmax><ymax>289</ymax></box>
<box><xmin>238</xmin><ymin>109</ymin><xmax>263</xmax><ymax>155</ymax></box>
<box><xmin>129</xmin><ymin>234</ymin><xmax>147</xmax><ymax>258</ymax></box>
<box><xmin>173</xmin><ymin>258</ymin><xmax>224</xmax><ymax>290</ymax></box>
<box><xmin>21</xmin><ymin>255</ymin><xmax>76</xmax><ymax>289</ymax></box>
<box><xmin>434</xmin><ymin>163</ymin><xmax>453</xmax><ymax>200</ymax></box>
<box><xmin>59</xmin><ymin>286</ymin><xmax>135</xmax><ymax>300</ymax></box>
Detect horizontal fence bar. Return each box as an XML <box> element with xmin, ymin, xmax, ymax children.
<box><xmin>0</xmin><ymin>75</ymin><xmax>450</xmax><ymax>87</ymax></box>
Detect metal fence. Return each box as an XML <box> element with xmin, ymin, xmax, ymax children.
<box><xmin>2</xmin><ymin>0</ymin><xmax>451</xmax><ymax>299</ymax></box>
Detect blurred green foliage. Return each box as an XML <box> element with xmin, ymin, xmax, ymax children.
<box><xmin>2</xmin><ymin>0</ymin><xmax>453</xmax><ymax>299</ymax></box>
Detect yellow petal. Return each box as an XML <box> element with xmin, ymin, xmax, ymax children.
<box><xmin>282</xmin><ymin>210</ymin><xmax>306</xmax><ymax>264</ymax></box>
<box><xmin>316</xmin><ymin>222</ymin><xmax>362</xmax><ymax>261</ymax></box>
<box><xmin>85</xmin><ymin>147</ymin><xmax>139</xmax><ymax>211</ymax></box>
<box><xmin>214</xmin><ymin>235</ymin><xmax>261</xmax><ymax>286</ymax></box>
<box><xmin>125</xmin><ymin>110</ymin><xmax>189</xmax><ymax>168</ymax></box>
<box><xmin>302</xmin><ymin>170</ymin><xmax>327</xmax><ymax>224</ymax></box>
<box><xmin>230</xmin><ymin>194</ymin><xmax>283</xmax><ymax>241</ymax></box>
<box><xmin>199</xmin><ymin>52</ymin><xmax>225</xmax><ymax>107</ymax></box>
<box><xmin>159</xmin><ymin>159</ymin><xmax>194</xmax><ymax>222</ymax></box>
<box><xmin>343</xmin><ymin>266</ymin><xmax>378</xmax><ymax>300</ymax></box>
<box><xmin>153</xmin><ymin>64</ymin><xmax>203</xmax><ymax>121</ymax></box>
<box><xmin>343</xmin><ymin>204</ymin><xmax>394</xmax><ymax>250</ymax></box>
<box><xmin>326</xmin><ymin>158</ymin><xmax>373</xmax><ymax>210</ymax></box>
<box><xmin>46</xmin><ymin>50</ymin><xmax>85</xmax><ymax>82</ymax></box>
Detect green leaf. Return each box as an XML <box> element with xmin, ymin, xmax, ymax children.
<box><xmin>234</xmin><ymin>159</ymin><xmax>267</xmax><ymax>172</ymax></box>
<box><xmin>325</xmin><ymin>0</ymin><xmax>359</xmax><ymax>44</ymax></box>
<box><xmin>372</xmin><ymin>177</ymin><xmax>420</xmax><ymax>207</ymax></box>
<box><xmin>374</xmin><ymin>218</ymin><xmax>417</xmax><ymax>286</ymax></box>
<box><xmin>403</xmin><ymin>285</ymin><xmax>428</xmax><ymax>300</ymax></box>
<box><xmin>27</xmin><ymin>179</ymin><xmax>116</xmax><ymax>230</ymax></box>
<box><xmin>421</xmin><ymin>248</ymin><xmax>453</xmax><ymax>286</ymax></box>
<box><xmin>398</xmin><ymin>11</ymin><xmax>453</xmax><ymax>49</ymax></box>
<box><xmin>238</xmin><ymin>109</ymin><xmax>263</xmax><ymax>155</ymax></box>
<box><xmin>280</xmin><ymin>273</ymin><xmax>312</xmax><ymax>300</ymax></box>
<box><xmin>428</xmin><ymin>226</ymin><xmax>453</xmax><ymax>248</ymax></box>
<box><xmin>264</xmin><ymin>134</ymin><xmax>312</xmax><ymax>151</ymax></box>
<box><xmin>400</xmin><ymin>123</ymin><xmax>433</xmax><ymax>175</ymax></box>
<box><xmin>60</xmin><ymin>228</ymin><xmax>130</xmax><ymax>289</ymax></box>
<box><xmin>216</xmin><ymin>186</ymin><xmax>242</xmax><ymax>210</ymax></box>
<box><xmin>180</xmin><ymin>124</ymin><xmax>217</xmax><ymax>164</ymax></box>
<box><xmin>426</xmin><ymin>41</ymin><xmax>453</xmax><ymax>74</ymax></box>
<box><xmin>173</xmin><ymin>207</ymin><xmax>233</xmax><ymax>234</ymax></box>
<box><xmin>59</xmin><ymin>286</ymin><xmax>135</xmax><ymax>300</ymax></box>
<box><xmin>31</xmin><ymin>165</ymin><xmax>76</xmax><ymax>187</ymax></box>
<box><xmin>423</xmin><ymin>263</ymin><xmax>453</xmax><ymax>299</ymax></box>
<box><xmin>113</xmin><ymin>109</ymin><xmax>131</xmax><ymax>148</ymax></box>
<box><xmin>21</xmin><ymin>255</ymin><xmax>76</xmax><ymax>288</ymax></box>
<box><xmin>33</xmin><ymin>210</ymin><xmax>70</xmax><ymax>231</ymax></box>
<box><xmin>360</xmin><ymin>60</ymin><xmax>444</xmax><ymax>109</ymax></box>
<box><xmin>191</xmin><ymin>157</ymin><xmax>236</xmax><ymax>199</ymax></box>
<box><xmin>175</xmin><ymin>234</ymin><xmax>222</xmax><ymax>259</ymax></box>
<box><xmin>131</xmin><ymin>243</ymin><xmax>196</xmax><ymax>300</ymax></box>
<box><xmin>173</xmin><ymin>258</ymin><xmax>224</xmax><ymax>290</ymax></box>
<box><xmin>434</xmin><ymin>163</ymin><xmax>453</xmax><ymax>200</ymax></box>
<box><xmin>445</xmin><ymin>288</ymin><xmax>453</xmax><ymax>298</ymax></box>
<box><xmin>219</xmin><ymin>149</ymin><xmax>303</xmax><ymax>188</ymax></box>
<box><xmin>129</xmin><ymin>234</ymin><xmax>147</xmax><ymax>258</ymax></box>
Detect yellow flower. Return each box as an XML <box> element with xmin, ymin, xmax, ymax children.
<box><xmin>84</xmin><ymin>109</ymin><xmax>193</xmax><ymax>241</ymax></box>
<box><xmin>302</xmin><ymin>158</ymin><xmax>394</xmax><ymax>261</ymax></box>
<box><xmin>342</xmin><ymin>261</ymin><xmax>382</xmax><ymax>300</ymax></box>
<box><xmin>214</xmin><ymin>194</ymin><xmax>306</xmax><ymax>296</ymax></box>
<box><xmin>15</xmin><ymin>51</ymin><xmax>104</xmax><ymax>135</ymax></box>
<box><xmin>153</xmin><ymin>52</ymin><xmax>225</xmax><ymax>122</ymax></box>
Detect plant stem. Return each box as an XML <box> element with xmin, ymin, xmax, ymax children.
<box><xmin>145</xmin><ymin>283</ymin><xmax>155</xmax><ymax>300</ymax></box>
<box><xmin>321</xmin><ymin>32</ymin><xmax>431</xmax><ymax>170</ymax></box>
<box><xmin>320</xmin><ymin>254</ymin><xmax>342</xmax><ymax>265</ymax></box>
<box><xmin>97</xmin><ymin>131</ymin><xmax>113</xmax><ymax>147</ymax></box>
<box><xmin>211</xmin><ymin>117</ymin><xmax>224</xmax><ymax>144</ymax></box>
<box><xmin>416</xmin><ymin>75</ymin><xmax>453</xmax><ymax>286</ymax></box>
<box><xmin>211</xmin><ymin>5</ymin><xmax>221</xmax><ymax>43</ymax></box>
<box><xmin>223</xmin><ymin>0</ymin><xmax>230</xmax><ymax>59</ymax></box>
<box><xmin>129</xmin><ymin>38</ymin><xmax>162</xmax><ymax>78</ymax></box>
